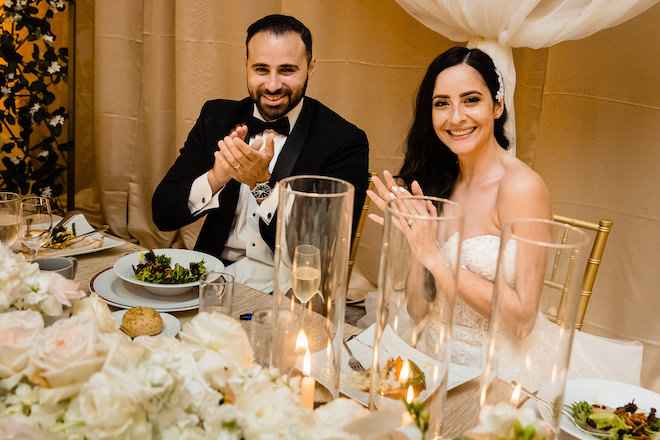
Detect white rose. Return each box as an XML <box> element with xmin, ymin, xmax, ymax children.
<box><xmin>29</xmin><ymin>316</ymin><xmax>108</xmax><ymax>404</ymax></box>
<box><xmin>72</xmin><ymin>292</ymin><xmax>117</xmax><ymax>333</ymax></box>
<box><xmin>73</xmin><ymin>369</ymin><xmax>150</xmax><ymax>440</ymax></box>
<box><xmin>0</xmin><ymin>310</ymin><xmax>43</xmax><ymax>379</ymax></box>
<box><xmin>471</xmin><ymin>403</ymin><xmax>547</xmax><ymax>439</ymax></box>
<box><xmin>34</xmin><ymin>272</ymin><xmax>85</xmax><ymax>317</ymax></box>
<box><xmin>0</xmin><ymin>415</ymin><xmax>60</xmax><ymax>440</ymax></box>
<box><xmin>179</xmin><ymin>312</ymin><xmax>254</xmax><ymax>388</ymax></box>
<box><xmin>0</xmin><ymin>244</ymin><xmax>38</xmax><ymax>311</ymax></box>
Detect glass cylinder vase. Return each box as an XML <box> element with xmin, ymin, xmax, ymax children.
<box><xmin>272</xmin><ymin>175</ymin><xmax>354</xmax><ymax>399</ymax></box>
<box><xmin>478</xmin><ymin>218</ymin><xmax>590</xmax><ymax>440</ymax></box>
<box><xmin>369</xmin><ymin>196</ymin><xmax>464</xmax><ymax>438</ymax></box>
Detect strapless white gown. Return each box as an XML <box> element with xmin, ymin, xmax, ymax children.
<box><xmin>358</xmin><ymin>235</ymin><xmax>644</xmax><ymax>386</ymax></box>
<box><xmin>452</xmin><ymin>235</ymin><xmax>644</xmax><ymax>386</ymax></box>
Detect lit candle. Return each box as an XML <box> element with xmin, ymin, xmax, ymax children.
<box><xmin>401</xmin><ymin>385</ymin><xmax>415</xmax><ymax>426</ymax></box>
<box><xmin>297</xmin><ymin>330</ymin><xmax>315</xmax><ymax>410</ymax></box>
<box><xmin>302</xmin><ymin>347</ymin><xmax>315</xmax><ymax>409</ymax></box>
<box><xmin>511</xmin><ymin>382</ymin><xmax>522</xmax><ymax>406</ymax></box>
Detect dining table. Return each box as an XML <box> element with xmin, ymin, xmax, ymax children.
<box><xmin>71</xmin><ymin>238</ymin><xmax>519</xmax><ymax>438</ymax></box>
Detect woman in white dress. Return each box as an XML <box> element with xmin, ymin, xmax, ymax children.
<box><xmin>368</xmin><ymin>47</ymin><xmax>552</xmax><ymax>369</ymax></box>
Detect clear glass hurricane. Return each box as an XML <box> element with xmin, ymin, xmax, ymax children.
<box><xmin>478</xmin><ymin>218</ymin><xmax>590</xmax><ymax>440</ymax></box>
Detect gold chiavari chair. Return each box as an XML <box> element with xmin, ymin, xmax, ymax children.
<box><xmin>347</xmin><ymin>172</ymin><xmax>377</xmax><ymax>283</ymax></box>
<box><xmin>545</xmin><ymin>215</ymin><xmax>613</xmax><ymax>330</ymax></box>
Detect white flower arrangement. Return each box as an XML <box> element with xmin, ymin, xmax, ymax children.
<box><xmin>0</xmin><ymin>244</ymin><xmax>405</xmax><ymax>439</ymax></box>
<box><xmin>0</xmin><ymin>244</ymin><xmax>84</xmax><ymax>317</ymax></box>
<box><xmin>467</xmin><ymin>404</ymin><xmax>548</xmax><ymax>440</ymax></box>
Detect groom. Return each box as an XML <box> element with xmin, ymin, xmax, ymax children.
<box><xmin>152</xmin><ymin>14</ymin><xmax>369</xmax><ymax>292</ymax></box>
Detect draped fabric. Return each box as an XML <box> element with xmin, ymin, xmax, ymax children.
<box><xmin>393</xmin><ymin>0</ymin><xmax>660</xmax><ymax>151</ymax></box>
<box><xmin>76</xmin><ymin>0</ymin><xmax>660</xmax><ymax>392</ymax></box>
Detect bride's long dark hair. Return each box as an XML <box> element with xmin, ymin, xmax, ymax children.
<box><xmin>397</xmin><ymin>47</ymin><xmax>509</xmax><ymax>198</ymax></box>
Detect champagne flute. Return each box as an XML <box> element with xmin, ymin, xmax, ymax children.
<box><xmin>20</xmin><ymin>196</ymin><xmax>53</xmax><ymax>260</ymax></box>
<box><xmin>0</xmin><ymin>192</ymin><xmax>21</xmax><ymax>247</ymax></box>
<box><xmin>291</xmin><ymin>244</ymin><xmax>321</xmax><ymax>321</ymax></box>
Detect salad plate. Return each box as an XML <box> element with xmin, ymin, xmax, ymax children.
<box><xmin>111</xmin><ymin>309</ymin><xmax>181</xmax><ymax>338</ymax></box>
<box><xmin>90</xmin><ymin>267</ymin><xmax>199</xmax><ymax>312</ymax></box>
<box><xmin>562</xmin><ymin>378</ymin><xmax>660</xmax><ymax>440</ymax></box>
<box><xmin>113</xmin><ymin>248</ymin><xmax>224</xmax><ymax>296</ymax></box>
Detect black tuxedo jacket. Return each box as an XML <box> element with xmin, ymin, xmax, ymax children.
<box><xmin>152</xmin><ymin>97</ymin><xmax>369</xmax><ymax>259</ymax></box>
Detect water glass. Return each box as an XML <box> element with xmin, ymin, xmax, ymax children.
<box><xmin>198</xmin><ymin>272</ymin><xmax>234</xmax><ymax>315</ymax></box>
<box><xmin>479</xmin><ymin>218</ymin><xmax>590</xmax><ymax>439</ymax></box>
<box><xmin>250</xmin><ymin>308</ymin><xmax>299</xmax><ymax>375</ymax></box>
<box><xmin>369</xmin><ymin>196</ymin><xmax>464</xmax><ymax>438</ymax></box>
<box><xmin>20</xmin><ymin>196</ymin><xmax>52</xmax><ymax>259</ymax></box>
<box><xmin>273</xmin><ymin>175</ymin><xmax>354</xmax><ymax>398</ymax></box>
<box><xmin>0</xmin><ymin>192</ymin><xmax>21</xmax><ymax>247</ymax></box>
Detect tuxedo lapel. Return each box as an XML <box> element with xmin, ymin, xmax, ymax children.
<box><xmin>269</xmin><ymin>99</ymin><xmax>315</xmax><ymax>186</ymax></box>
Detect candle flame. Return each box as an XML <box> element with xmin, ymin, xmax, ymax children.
<box><xmin>399</xmin><ymin>360</ymin><xmax>410</xmax><ymax>383</ymax></box>
<box><xmin>511</xmin><ymin>382</ymin><xmax>522</xmax><ymax>403</ymax></box>
<box><xmin>304</xmin><ymin>348</ymin><xmax>311</xmax><ymax>376</ymax></box>
<box><xmin>406</xmin><ymin>385</ymin><xmax>414</xmax><ymax>404</ymax></box>
<box><xmin>296</xmin><ymin>329</ymin><xmax>308</xmax><ymax>351</ymax></box>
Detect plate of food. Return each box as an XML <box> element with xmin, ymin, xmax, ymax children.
<box><xmin>111</xmin><ymin>307</ymin><xmax>181</xmax><ymax>338</ymax></box>
<box><xmin>12</xmin><ymin>213</ymin><xmax>124</xmax><ymax>257</ymax></box>
<box><xmin>90</xmin><ymin>268</ymin><xmax>199</xmax><ymax>312</ymax></box>
<box><xmin>562</xmin><ymin>378</ymin><xmax>660</xmax><ymax>440</ymax></box>
<box><xmin>113</xmin><ymin>249</ymin><xmax>224</xmax><ymax>296</ymax></box>
<box><xmin>304</xmin><ymin>324</ymin><xmax>481</xmax><ymax>407</ymax></box>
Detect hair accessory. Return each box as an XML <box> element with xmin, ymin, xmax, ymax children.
<box><xmin>494</xmin><ymin>66</ymin><xmax>504</xmax><ymax>102</ymax></box>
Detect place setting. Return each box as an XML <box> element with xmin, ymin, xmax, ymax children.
<box><xmin>89</xmin><ymin>247</ymin><xmax>225</xmax><ymax>313</ymax></box>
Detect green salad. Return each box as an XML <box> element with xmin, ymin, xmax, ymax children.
<box><xmin>132</xmin><ymin>250</ymin><xmax>207</xmax><ymax>284</ymax></box>
<box><xmin>567</xmin><ymin>400</ymin><xmax>659</xmax><ymax>440</ymax></box>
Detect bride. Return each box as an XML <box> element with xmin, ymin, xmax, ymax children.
<box><xmin>366</xmin><ymin>46</ymin><xmax>643</xmax><ymax>388</ymax></box>
<box><xmin>368</xmin><ymin>46</ymin><xmax>552</xmax><ymax>369</ymax></box>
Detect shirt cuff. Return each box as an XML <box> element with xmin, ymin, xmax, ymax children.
<box><xmin>255</xmin><ymin>184</ymin><xmax>279</xmax><ymax>225</ymax></box>
<box><xmin>188</xmin><ymin>172</ymin><xmax>221</xmax><ymax>214</ymax></box>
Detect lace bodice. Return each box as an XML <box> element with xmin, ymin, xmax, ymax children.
<box><xmin>451</xmin><ymin>235</ymin><xmax>500</xmax><ymax>367</ymax></box>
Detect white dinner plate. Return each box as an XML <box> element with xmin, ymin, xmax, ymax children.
<box><xmin>11</xmin><ymin>214</ymin><xmax>125</xmax><ymax>258</ymax></box>
<box><xmin>113</xmin><ymin>248</ymin><xmax>224</xmax><ymax>296</ymax></box>
<box><xmin>311</xmin><ymin>324</ymin><xmax>481</xmax><ymax>407</ymax></box>
<box><xmin>562</xmin><ymin>378</ymin><xmax>660</xmax><ymax>440</ymax></box>
<box><xmin>90</xmin><ymin>268</ymin><xmax>199</xmax><ymax>312</ymax></box>
<box><xmin>111</xmin><ymin>309</ymin><xmax>181</xmax><ymax>338</ymax></box>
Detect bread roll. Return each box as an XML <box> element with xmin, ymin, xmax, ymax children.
<box><xmin>121</xmin><ymin>306</ymin><xmax>163</xmax><ymax>337</ymax></box>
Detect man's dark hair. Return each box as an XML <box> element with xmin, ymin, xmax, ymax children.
<box><xmin>246</xmin><ymin>14</ymin><xmax>312</xmax><ymax>63</ymax></box>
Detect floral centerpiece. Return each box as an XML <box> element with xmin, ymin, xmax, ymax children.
<box><xmin>0</xmin><ymin>242</ymin><xmax>83</xmax><ymax>318</ymax></box>
<box><xmin>0</xmin><ymin>243</ymin><xmax>411</xmax><ymax>439</ymax></box>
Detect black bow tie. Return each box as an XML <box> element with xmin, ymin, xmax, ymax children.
<box><xmin>246</xmin><ymin>116</ymin><xmax>290</xmax><ymax>138</ymax></box>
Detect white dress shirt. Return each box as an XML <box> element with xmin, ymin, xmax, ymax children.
<box><xmin>186</xmin><ymin>99</ymin><xmax>304</xmax><ymax>292</ymax></box>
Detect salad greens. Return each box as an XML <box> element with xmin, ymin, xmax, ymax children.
<box><xmin>567</xmin><ymin>400</ymin><xmax>660</xmax><ymax>440</ymax></box>
<box><xmin>132</xmin><ymin>250</ymin><xmax>206</xmax><ymax>284</ymax></box>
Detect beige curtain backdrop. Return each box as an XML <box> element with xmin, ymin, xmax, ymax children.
<box><xmin>75</xmin><ymin>0</ymin><xmax>659</xmax><ymax>391</ymax></box>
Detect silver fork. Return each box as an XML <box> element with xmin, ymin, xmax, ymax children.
<box><xmin>342</xmin><ymin>339</ymin><xmax>366</xmax><ymax>372</ymax></box>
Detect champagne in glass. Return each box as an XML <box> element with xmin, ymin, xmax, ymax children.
<box><xmin>292</xmin><ymin>244</ymin><xmax>321</xmax><ymax>307</ymax></box>
<box><xmin>0</xmin><ymin>192</ymin><xmax>21</xmax><ymax>247</ymax></box>
<box><xmin>20</xmin><ymin>197</ymin><xmax>53</xmax><ymax>260</ymax></box>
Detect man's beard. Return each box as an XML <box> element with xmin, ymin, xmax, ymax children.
<box><xmin>251</xmin><ymin>78</ymin><xmax>308</xmax><ymax>121</ymax></box>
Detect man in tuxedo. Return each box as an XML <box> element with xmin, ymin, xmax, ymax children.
<box><xmin>152</xmin><ymin>14</ymin><xmax>369</xmax><ymax>292</ymax></box>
